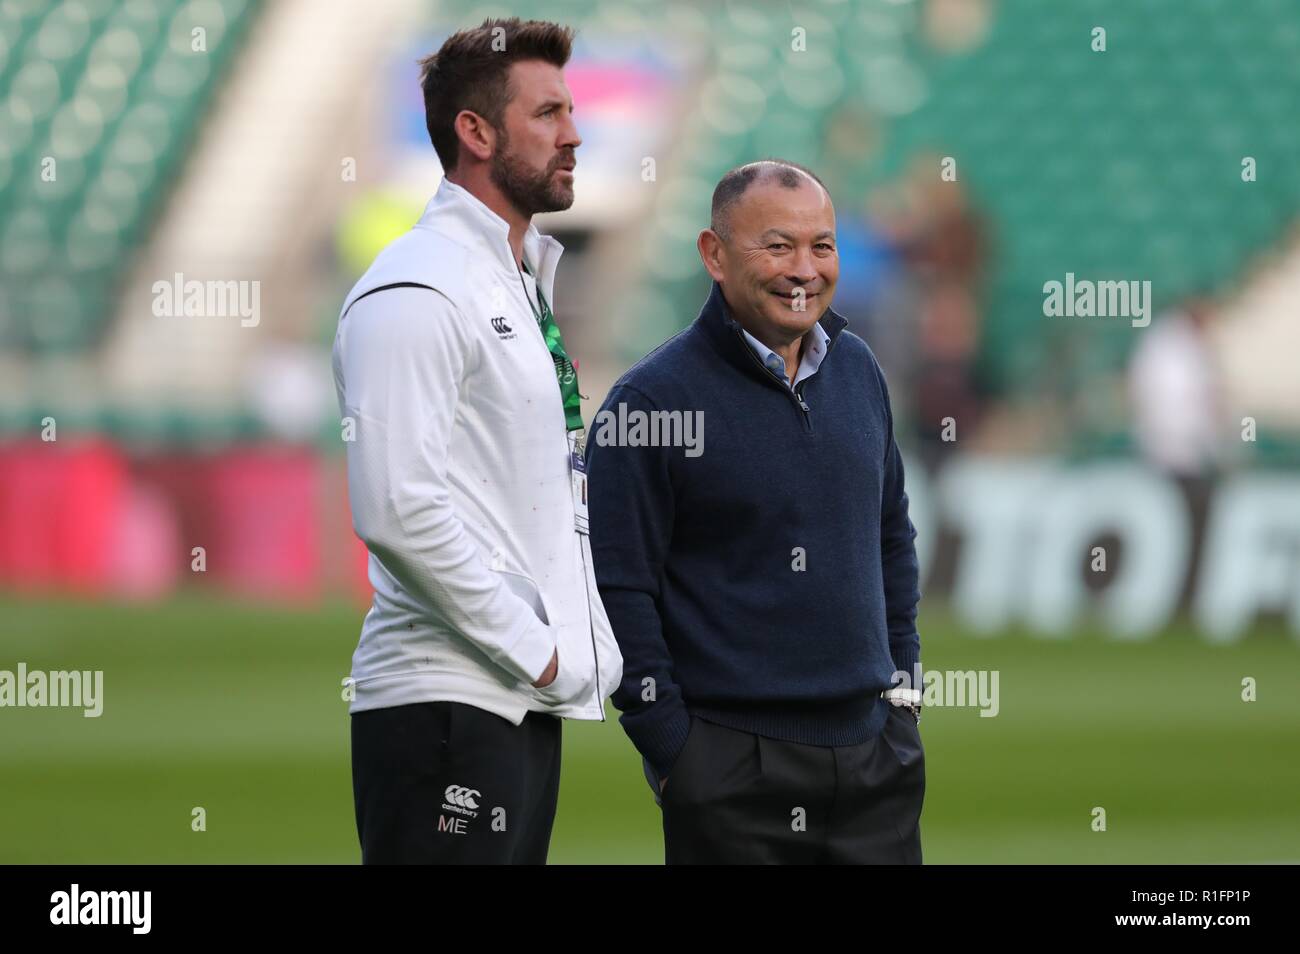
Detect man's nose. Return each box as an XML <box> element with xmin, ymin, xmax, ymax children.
<box><xmin>559</xmin><ymin>112</ymin><xmax>582</xmax><ymax>150</ymax></box>
<box><xmin>787</xmin><ymin>246</ymin><xmax>818</xmax><ymax>285</ymax></box>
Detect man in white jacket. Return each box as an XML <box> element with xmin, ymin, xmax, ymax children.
<box><xmin>333</xmin><ymin>17</ymin><xmax>622</xmax><ymax>864</ymax></box>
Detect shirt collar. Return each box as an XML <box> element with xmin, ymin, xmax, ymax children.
<box><xmin>739</xmin><ymin>321</ymin><xmax>832</xmax><ymax>389</ymax></box>
<box><xmin>694</xmin><ymin>280</ymin><xmax>849</xmax><ymax>390</ymax></box>
<box><xmin>418</xmin><ymin>177</ymin><xmax>565</xmax><ymax>307</ymax></box>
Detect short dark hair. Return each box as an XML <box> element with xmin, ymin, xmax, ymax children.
<box><xmin>418</xmin><ymin>18</ymin><xmax>575</xmax><ymax>171</ymax></box>
<box><xmin>710</xmin><ymin>159</ymin><xmax>829</xmax><ymax>240</ymax></box>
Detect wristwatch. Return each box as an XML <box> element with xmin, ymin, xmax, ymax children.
<box><xmin>883</xmin><ymin>687</ymin><xmax>922</xmax><ymax>725</ymax></box>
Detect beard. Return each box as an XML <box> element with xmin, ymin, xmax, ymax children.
<box><xmin>488</xmin><ymin>130</ymin><xmax>575</xmax><ymax>217</ymax></box>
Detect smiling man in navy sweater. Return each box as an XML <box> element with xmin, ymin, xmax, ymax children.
<box><xmin>586</xmin><ymin>159</ymin><xmax>925</xmax><ymax>864</ymax></box>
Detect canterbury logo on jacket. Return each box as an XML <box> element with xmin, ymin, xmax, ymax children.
<box><xmin>332</xmin><ymin>177</ymin><xmax>623</xmax><ymax>723</ymax></box>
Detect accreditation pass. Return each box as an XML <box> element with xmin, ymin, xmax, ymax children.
<box><xmin>568</xmin><ymin>428</ymin><xmax>589</xmax><ymax>535</ymax></box>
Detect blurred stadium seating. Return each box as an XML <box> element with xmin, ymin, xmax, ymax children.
<box><xmin>0</xmin><ymin>0</ymin><xmax>258</xmax><ymax>355</ymax></box>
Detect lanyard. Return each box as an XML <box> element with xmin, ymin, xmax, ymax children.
<box><xmin>519</xmin><ymin>259</ymin><xmax>584</xmax><ymax>432</ymax></box>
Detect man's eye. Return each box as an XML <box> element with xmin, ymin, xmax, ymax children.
<box><xmin>768</xmin><ymin>244</ymin><xmax>790</xmax><ymax>252</ymax></box>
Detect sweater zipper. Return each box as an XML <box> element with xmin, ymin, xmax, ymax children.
<box><xmin>792</xmin><ymin>326</ymin><xmax>842</xmax><ymax>421</ymax></box>
<box><xmin>733</xmin><ymin>326</ymin><xmax>828</xmax><ymax>432</ymax></box>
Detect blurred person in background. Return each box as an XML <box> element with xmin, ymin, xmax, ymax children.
<box><xmin>1128</xmin><ymin>295</ymin><xmax>1224</xmax><ymax>478</ymax></box>
<box><xmin>868</xmin><ymin>158</ymin><xmax>988</xmax><ymax>470</ymax></box>
<box><xmin>1127</xmin><ymin>294</ymin><xmax>1225</xmax><ymax>603</ymax></box>
<box><xmin>333</xmin><ymin>17</ymin><xmax>622</xmax><ymax>865</ymax></box>
<box><xmin>587</xmin><ymin>160</ymin><xmax>925</xmax><ymax>864</ymax></box>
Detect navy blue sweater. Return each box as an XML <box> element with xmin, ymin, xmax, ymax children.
<box><xmin>585</xmin><ymin>281</ymin><xmax>922</xmax><ymax>780</ymax></box>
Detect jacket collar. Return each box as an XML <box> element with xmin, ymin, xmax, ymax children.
<box><xmin>694</xmin><ymin>280</ymin><xmax>849</xmax><ymax>386</ymax></box>
<box><xmin>415</xmin><ymin>177</ymin><xmax>565</xmax><ymax>307</ymax></box>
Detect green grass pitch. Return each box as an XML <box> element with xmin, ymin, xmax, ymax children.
<box><xmin>1</xmin><ymin>594</ymin><xmax>1297</xmax><ymax>863</ymax></box>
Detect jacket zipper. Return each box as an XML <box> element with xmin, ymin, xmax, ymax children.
<box><xmin>516</xmin><ymin>261</ymin><xmax>605</xmax><ymax>721</ymax></box>
<box><xmin>577</xmin><ymin>536</ymin><xmax>606</xmax><ymax>722</ymax></box>
<box><xmin>513</xmin><ymin>264</ymin><xmax>554</xmax><ymax>365</ymax></box>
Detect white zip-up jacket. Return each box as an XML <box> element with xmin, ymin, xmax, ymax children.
<box><xmin>332</xmin><ymin>177</ymin><xmax>623</xmax><ymax>723</ymax></box>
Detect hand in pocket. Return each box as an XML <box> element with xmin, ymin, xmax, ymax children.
<box><xmin>532</xmin><ymin>649</ymin><xmax>559</xmax><ymax>688</ymax></box>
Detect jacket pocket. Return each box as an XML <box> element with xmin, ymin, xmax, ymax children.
<box><xmin>492</xmin><ymin>566</ymin><xmax>550</xmax><ymax>625</ymax></box>
<box><xmin>490</xmin><ymin>566</ymin><xmax>563</xmax><ymax>691</ymax></box>
<box><xmin>531</xmin><ymin>621</ymin><xmax>596</xmax><ymax>706</ymax></box>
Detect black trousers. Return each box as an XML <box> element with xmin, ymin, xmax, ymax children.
<box><xmin>658</xmin><ymin>703</ymin><xmax>925</xmax><ymax>864</ymax></box>
<box><xmin>351</xmin><ymin>701</ymin><xmax>562</xmax><ymax>864</ymax></box>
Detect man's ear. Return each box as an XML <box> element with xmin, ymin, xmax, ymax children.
<box><xmin>453</xmin><ymin>109</ymin><xmax>496</xmax><ymax>164</ymax></box>
<box><xmin>697</xmin><ymin>229</ymin><xmax>726</xmax><ymax>283</ymax></box>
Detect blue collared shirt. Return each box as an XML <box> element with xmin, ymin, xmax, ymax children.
<box><xmin>740</xmin><ymin>322</ymin><xmax>831</xmax><ymax>390</ymax></box>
